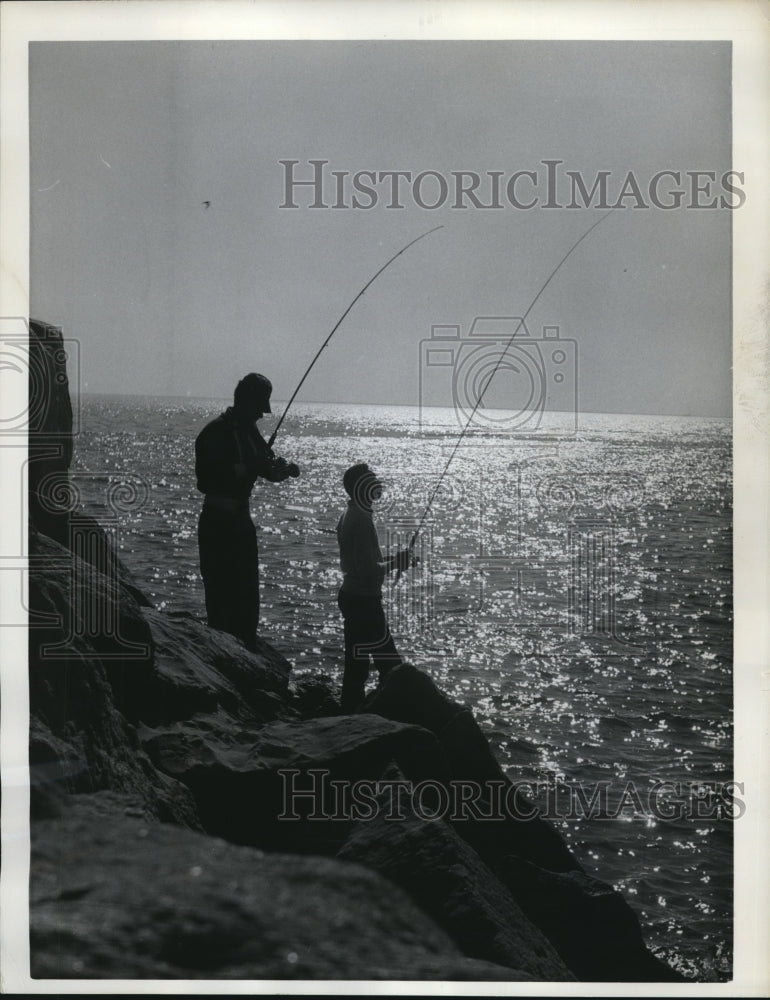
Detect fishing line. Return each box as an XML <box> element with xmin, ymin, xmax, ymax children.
<box><xmin>268</xmin><ymin>225</ymin><xmax>444</xmax><ymax>450</ymax></box>
<box><xmin>395</xmin><ymin>209</ymin><xmax>616</xmax><ymax>583</ymax></box>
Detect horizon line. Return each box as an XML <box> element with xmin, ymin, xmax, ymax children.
<box><xmin>76</xmin><ymin>390</ymin><xmax>731</xmax><ymax>421</ymax></box>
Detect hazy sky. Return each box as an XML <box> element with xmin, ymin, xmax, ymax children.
<box><xmin>30</xmin><ymin>40</ymin><xmax>732</xmax><ymax>415</ymax></box>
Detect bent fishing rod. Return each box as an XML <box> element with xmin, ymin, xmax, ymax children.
<box><xmin>267</xmin><ymin>225</ymin><xmax>444</xmax><ymax>451</ymax></box>
<box><xmin>395</xmin><ymin>209</ymin><xmax>616</xmax><ymax>584</ymax></box>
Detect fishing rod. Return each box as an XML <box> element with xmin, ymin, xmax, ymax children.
<box><xmin>395</xmin><ymin>209</ymin><xmax>616</xmax><ymax>584</ymax></box>
<box><xmin>268</xmin><ymin>225</ymin><xmax>444</xmax><ymax>450</ymax></box>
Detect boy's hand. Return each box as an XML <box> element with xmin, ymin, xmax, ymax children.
<box><xmin>394</xmin><ymin>547</ymin><xmax>415</xmax><ymax>572</ymax></box>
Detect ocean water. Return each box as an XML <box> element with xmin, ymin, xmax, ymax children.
<box><xmin>72</xmin><ymin>395</ymin><xmax>733</xmax><ymax>981</ymax></box>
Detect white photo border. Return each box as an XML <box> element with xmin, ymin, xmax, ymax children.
<box><xmin>1</xmin><ymin>0</ymin><xmax>768</xmax><ymax>995</ymax></box>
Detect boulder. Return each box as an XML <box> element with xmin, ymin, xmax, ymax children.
<box><xmin>28</xmin><ymin>529</ymin><xmax>198</xmax><ymax>826</ymax></box>
<box><xmin>27</xmin><ymin>318</ymin><xmax>74</xmax><ymax>539</ymax></box>
<box><xmin>139</xmin><ymin>713</ymin><xmax>450</xmax><ymax>852</ymax></box>
<box><xmin>362</xmin><ymin>665</ymin><xmax>681</xmax><ymax>981</ymax></box>
<box><xmin>364</xmin><ymin>664</ymin><xmax>579</xmax><ymax>874</ymax></box>
<box><xmin>141</xmin><ymin>608</ymin><xmax>292</xmax><ymax>725</ymax></box>
<box><xmin>28</xmin><ymin>319</ymin><xmax>152</xmax><ymax>608</ymax></box>
<box><xmin>337</xmin><ymin>766</ymin><xmax>574</xmax><ymax>980</ymax></box>
<box><xmin>28</xmin><ymin>700</ymin><xmax>199</xmax><ymax>828</ymax></box>
<box><xmin>27</xmin><ymin>527</ymin><xmax>294</xmax><ymax>828</ymax></box>
<box><xmin>291</xmin><ymin>672</ymin><xmax>341</xmax><ymax>718</ymax></box>
<box><xmin>28</xmin><ymin>715</ymin><xmax>87</xmax><ymax>820</ymax></box>
<box><xmin>28</xmin><ymin>527</ymin><xmax>156</xmax><ymax>723</ymax></box>
<box><xmin>31</xmin><ymin>794</ymin><xmax>531</xmax><ymax>981</ymax></box>
<box><xmin>489</xmin><ymin>852</ymin><xmax>681</xmax><ymax>981</ymax></box>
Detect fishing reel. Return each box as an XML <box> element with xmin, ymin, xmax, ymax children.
<box><xmin>263</xmin><ymin>435</ymin><xmax>300</xmax><ymax>478</ymax></box>
<box><xmin>275</xmin><ymin>456</ymin><xmax>300</xmax><ymax>479</ymax></box>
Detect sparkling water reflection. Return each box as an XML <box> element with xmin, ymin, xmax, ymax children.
<box><xmin>73</xmin><ymin>395</ymin><xmax>732</xmax><ymax>981</ymax></box>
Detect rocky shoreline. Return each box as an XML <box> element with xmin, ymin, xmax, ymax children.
<box><xmin>27</xmin><ymin>319</ymin><xmax>684</xmax><ymax>982</ymax></box>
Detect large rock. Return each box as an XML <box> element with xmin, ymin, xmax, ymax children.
<box><xmin>27</xmin><ymin>526</ymin><xmax>295</xmax><ymax>827</ymax></box>
<box><xmin>139</xmin><ymin>713</ymin><xmax>450</xmax><ymax>853</ymax></box>
<box><xmin>29</xmin><ymin>698</ymin><xmax>198</xmax><ymax>828</ymax></box>
<box><xmin>27</xmin><ymin>318</ymin><xmax>74</xmax><ymax>539</ymax></box>
<box><xmin>489</xmin><ymin>853</ymin><xmax>681</xmax><ymax>982</ymax></box>
<box><xmin>338</xmin><ymin>766</ymin><xmax>574</xmax><ymax>980</ymax></box>
<box><xmin>31</xmin><ymin>794</ymin><xmax>531</xmax><ymax>981</ymax></box>
<box><xmin>364</xmin><ymin>664</ymin><xmax>579</xmax><ymax>874</ymax></box>
<box><xmin>28</xmin><ymin>319</ymin><xmax>151</xmax><ymax>607</ymax></box>
<box><xmin>290</xmin><ymin>672</ymin><xmax>341</xmax><ymax>718</ymax></box>
<box><xmin>29</xmin><ymin>523</ymin><xmax>150</xmax><ymax>651</ymax></box>
<box><xmin>28</xmin><ymin>529</ymin><xmax>197</xmax><ymax>826</ymax></box>
<box><xmin>142</xmin><ymin>608</ymin><xmax>292</xmax><ymax>725</ymax></box>
<box><xmin>362</xmin><ymin>665</ymin><xmax>681</xmax><ymax>981</ymax></box>
<box><xmin>28</xmin><ymin>527</ymin><xmax>156</xmax><ymax>721</ymax></box>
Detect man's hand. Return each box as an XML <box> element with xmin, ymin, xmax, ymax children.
<box><xmin>275</xmin><ymin>457</ymin><xmax>300</xmax><ymax>480</ymax></box>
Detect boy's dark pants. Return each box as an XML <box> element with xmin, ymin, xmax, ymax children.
<box><xmin>338</xmin><ymin>589</ymin><xmax>402</xmax><ymax>712</ymax></box>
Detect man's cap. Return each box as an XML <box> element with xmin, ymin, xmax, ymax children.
<box><xmin>235</xmin><ymin>372</ymin><xmax>272</xmax><ymax>413</ymax></box>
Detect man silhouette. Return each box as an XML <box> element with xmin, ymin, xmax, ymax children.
<box><xmin>195</xmin><ymin>373</ymin><xmax>299</xmax><ymax>651</ymax></box>
<box><xmin>337</xmin><ymin>463</ymin><xmax>415</xmax><ymax>711</ymax></box>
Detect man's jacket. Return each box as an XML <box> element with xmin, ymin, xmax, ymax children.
<box><xmin>195</xmin><ymin>407</ymin><xmax>291</xmax><ymax>502</ymax></box>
